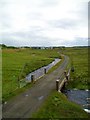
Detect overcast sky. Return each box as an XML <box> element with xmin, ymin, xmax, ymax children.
<box><xmin>0</xmin><ymin>0</ymin><xmax>89</xmax><ymax>47</ymax></box>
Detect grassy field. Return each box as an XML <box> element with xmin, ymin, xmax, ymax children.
<box><xmin>2</xmin><ymin>47</ymin><xmax>89</xmax><ymax>118</ymax></box>
<box><xmin>0</xmin><ymin>49</ymin><xmax>2</xmax><ymax>101</ymax></box>
<box><xmin>33</xmin><ymin>90</ymin><xmax>88</xmax><ymax>118</ymax></box>
<box><xmin>32</xmin><ymin>47</ymin><xmax>89</xmax><ymax>118</ymax></box>
<box><xmin>2</xmin><ymin>48</ymin><xmax>61</xmax><ymax>102</ymax></box>
<box><xmin>63</xmin><ymin>47</ymin><xmax>89</xmax><ymax>89</ymax></box>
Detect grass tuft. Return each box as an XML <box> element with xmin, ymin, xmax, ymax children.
<box><xmin>33</xmin><ymin>91</ymin><xmax>88</xmax><ymax>118</ymax></box>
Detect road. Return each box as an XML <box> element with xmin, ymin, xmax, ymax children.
<box><xmin>2</xmin><ymin>55</ymin><xmax>69</xmax><ymax>118</ymax></box>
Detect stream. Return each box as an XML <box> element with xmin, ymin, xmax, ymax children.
<box><xmin>26</xmin><ymin>58</ymin><xmax>61</xmax><ymax>82</ymax></box>
<box><xmin>20</xmin><ymin>58</ymin><xmax>61</xmax><ymax>88</ymax></box>
<box><xmin>64</xmin><ymin>89</ymin><xmax>90</xmax><ymax>113</ymax></box>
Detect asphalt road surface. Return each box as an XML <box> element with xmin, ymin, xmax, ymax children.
<box><xmin>2</xmin><ymin>55</ymin><xmax>69</xmax><ymax>118</ymax></box>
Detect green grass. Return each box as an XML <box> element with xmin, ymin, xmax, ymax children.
<box><xmin>63</xmin><ymin>47</ymin><xmax>89</xmax><ymax>89</ymax></box>
<box><xmin>33</xmin><ymin>91</ymin><xmax>88</xmax><ymax>118</ymax></box>
<box><xmin>2</xmin><ymin>48</ymin><xmax>61</xmax><ymax>102</ymax></box>
<box><xmin>2</xmin><ymin>47</ymin><xmax>89</xmax><ymax>119</ymax></box>
<box><xmin>0</xmin><ymin>49</ymin><xmax>2</xmax><ymax>101</ymax></box>
<box><xmin>32</xmin><ymin>47</ymin><xmax>89</xmax><ymax>118</ymax></box>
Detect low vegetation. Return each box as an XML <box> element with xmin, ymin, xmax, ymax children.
<box><xmin>2</xmin><ymin>48</ymin><xmax>61</xmax><ymax>102</ymax></box>
<box><xmin>32</xmin><ymin>47</ymin><xmax>89</xmax><ymax>118</ymax></box>
<box><xmin>63</xmin><ymin>47</ymin><xmax>89</xmax><ymax>89</ymax></box>
<box><xmin>2</xmin><ymin>46</ymin><xmax>89</xmax><ymax>118</ymax></box>
<box><xmin>33</xmin><ymin>91</ymin><xmax>88</xmax><ymax>118</ymax></box>
<box><xmin>0</xmin><ymin>49</ymin><xmax>2</xmax><ymax>101</ymax></box>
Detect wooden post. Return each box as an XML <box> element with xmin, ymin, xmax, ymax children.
<box><xmin>64</xmin><ymin>70</ymin><xmax>67</xmax><ymax>77</ymax></box>
<box><xmin>44</xmin><ymin>68</ymin><xmax>47</xmax><ymax>74</ymax></box>
<box><xmin>56</xmin><ymin>80</ymin><xmax>59</xmax><ymax>91</ymax></box>
<box><xmin>31</xmin><ymin>75</ymin><xmax>34</xmax><ymax>83</ymax></box>
<box><xmin>61</xmin><ymin>82</ymin><xmax>66</xmax><ymax>92</ymax></box>
<box><xmin>64</xmin><ymin>70</ymin><xmax>69</xmax><ymax>80</ymax></box>
<box><xmin>66</xmin><ymin>75</ymin><xmax>68</xmax><ymax>80</ymax></box>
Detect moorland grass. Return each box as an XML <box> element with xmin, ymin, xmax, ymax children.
<box><xmin>0</xmin><ymin>49</ymin><xmax>2</xmax><ymax>101</ymax></box>
<box><xmin>32</xmin><ymin>47</ymin><xmax>89</xmax><ymax>118</ymax></box>
<box><xmin>2</xmin><ymin>48</ymin><xmax>61</xmax><ymax>101</ymax></box>
<box><xmin>33</xmin><ymin>91</ymin><xmax>88</xmax><ymax>118</ymax></box>
<box><xmin>63</xmin><ymin>47</ymin><xmax>89</xmax><ymax>89</ymax></box>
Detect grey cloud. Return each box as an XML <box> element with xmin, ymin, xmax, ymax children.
<box><xmin>59</xmin><ymin>37</ymin><xmax>88</xmax><ymax>47</ymax></box>
<box><xmin>2</xmin><ymin>26</ymin><xmax>43</xmax><ymax>38</ymax></box>
<box><xmin>0</xmin><ymin>0</ymin><xmax>88</xmax><ymax>47</ymax></box>
<box><xmin>48</xmin><ymin>19</ymin><xmax>78</xmax><ymax>29</ymax></box>
<box><xmin>1</xmin><ymin>28</ymin><xmax>52</xmax><ymax>46</ymax></box>
<box><xmin>1</xmin><ymin>32</ymin><xmax>88</xmax><ymax>47</ymax></box>
<box><xmin>73</xmin><ymin>37</ymin><xmax>88</xmax><ymax>46</ymax></box>
<box><xmin>2</xmin><ymin>37</ymin><xmax>52</xmax><ymax>47</ymax></box>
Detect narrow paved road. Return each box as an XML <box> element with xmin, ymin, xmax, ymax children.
<box><xmin>2</xmin><ymin>55</ymin><xmax>69</xmax><ymax>118</ymax></box>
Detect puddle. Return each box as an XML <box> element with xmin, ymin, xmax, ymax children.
<box><xmin>38</xmin><ymin>96</ymin><xmax>44</xmax><ymax>100</ymax></box>
<box><xmin>26</xmin><ymin>58</ymin><xmax>60</xmax><ymax>82</ymax></box>
<box><xmin>64</xmin><ymin>89</ymin><xmax>90</xmax><ymax>113</ymax></box>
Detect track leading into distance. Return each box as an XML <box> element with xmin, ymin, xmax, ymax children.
<box><xmin>2</xmin><ymin>55</ymin><xmax>69</xmax><ymax>118</ymax></box>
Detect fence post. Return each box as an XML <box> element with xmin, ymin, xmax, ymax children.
<box><xmin>31</xmin><ymin>75</ymin><xmax>34</xmax><ymax>83</ymax></box>
<box><xmin>44</xmin><ymin>68</ymin><xmax>47</xmax><ymax>74</ymax></box>
<box><xmin>56</xmin><ymin>79</ymin><xmax>59</xmax><ymax>91</ymax></box>
<box><xmin>64</xmin><ymin>70</ymin><xmax>67</xmax><ymax>76</ymax></box>
<box><xmin>64</xmin><ymin>70</ymin><xmax>69</xmax><ymax>80</ymax></box>
<box><xmin>66</xmin><ymin>75</ymin><xmax>68</xmax><ymax>80</ymax></box>
<box><xmin>61</xmin><ymin>81</ymin><xmax>66</xmax><ymax>92</ymax></box>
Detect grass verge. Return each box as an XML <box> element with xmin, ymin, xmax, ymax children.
<box><xmin>32</xmin><ymin>90</ymin><xmax>88</xmax><ymax>118</ymax></box>
<box><xmin>32</xmin><ymin>47</ymin><xmax>89</xmax><ymax>119</ymax></box>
